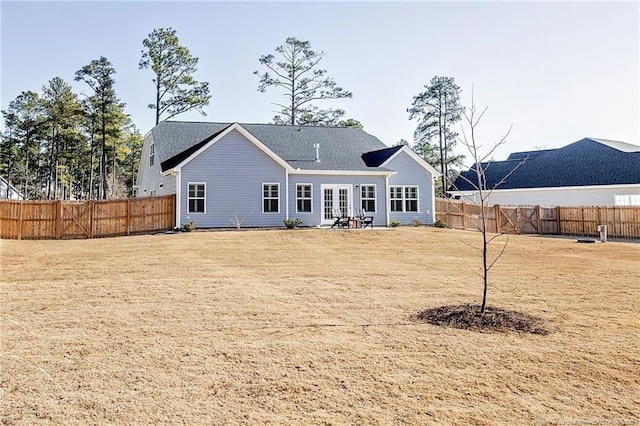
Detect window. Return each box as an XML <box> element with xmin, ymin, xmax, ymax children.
<box><xmin>614</xmin><ymin>194</ymin><xmax>640</xmax><ymax>206</ymax></box>
<box><xmin>405</xmin><ymin>186</ymin><xmax>418</xmax><ymax>212</ymax></box>
<box><xmin>390</xmin><ymin>185</ymin><xmax>419</xmax><ymax>212</ymax></box>
<box><xmin>263</xmin><ymin>183</ymin><xmax>279</xmax><ymax>213</ymax></box>
<box><xmin>149</xmin><ymin>143</ymin><xmax>155</xmax><ymax>167</ymax></box>
<box><xmin>361</xmin><ymin>185</ymin><xmax>376</xmax><ymax>212</ymax></box>
<box><xmin>296</xmin><ymin>184</ymin><xmax>312</xmax><ymax>213</ymax></box>
<box><xmin>188</xmin><ymin>183</ymin><xmax>205</xmax><ymax>213</ymax></box>
<box><xmin>390</xmin><ymin>187</ymin><xmax>404</xmax><ymax>212</ymax></box>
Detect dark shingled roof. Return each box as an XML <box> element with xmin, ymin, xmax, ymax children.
<box><xmin>361</xmin><ymin>146</ymin><xmax>403</xmax><ymax>167</ymax></box>
<box><xmin>151</xmin><ymin>121</ymin><xmax>395</xmax><ymax>172</ymax></box>
<box><xmin>451</xmin><ymin>138</ymin><xmax>640</xmax><ymax>191</ymax></box>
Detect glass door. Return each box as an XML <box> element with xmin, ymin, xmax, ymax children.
<box><xmin>321</xmin><ymin>185</ymin><xmax>352</xmax><ymax>225</ymax></box>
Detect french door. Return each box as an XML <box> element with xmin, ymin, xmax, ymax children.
<box><xmin>321</xmin><ymin>185</ymin><xmax>352</xmax><ymax>225</ymax></box>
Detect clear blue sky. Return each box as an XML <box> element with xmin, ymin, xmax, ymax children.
<box><xmin>1</xmin><ymin>1</ymin><xmax>638</xmax><ymax>161</ymax></box>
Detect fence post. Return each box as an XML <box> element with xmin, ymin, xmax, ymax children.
<box><xmin>556</xmin><ymin>206</ymin><xmax>561</xmax><ymax>235</ymax></box>
<box><xmin>126</xmin><ymin>198</ymin><xmax>131</xmax><ymax>236</ymax></box>
<box><xmin>462</xmin><ymin>201</ymin><xmax>467</xmax><ymax>229</ymax></box>
<box><xmin>57</xmin><ymin>200</ymin><xmax>63</xmax><ymax>239</ymax></box>
<box><xmin>494</xmin><ymin>204</ymin><xmax>502</xmax><ymax>234</ymax></box>
<box><xmin>537</xmin><ymin>205</ymin><xmax>543</xmax><ymax>235</ymax></box>
<box><xmin>18</xmin><ymin>201</ymin><xmax>24</xmax><ymax>240</ymax></box>
<box><xmin>88</xmin><ymin>200</ymin><xmax>94</xmax><ymax>239</ymax></box>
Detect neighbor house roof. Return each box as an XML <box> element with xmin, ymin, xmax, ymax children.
<box><xmin>450</xmin><ymin>137</ymin><xmax>640</xmax><ymax>191</ymax></box>
<box><xmin>151</xmin><ymin>121</ymin><xmax>399</xmax><ymax>172</ymax></box>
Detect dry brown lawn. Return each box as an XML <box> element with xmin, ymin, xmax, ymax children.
<box><xmin>1</xmin><ymin>227</ymin><xmax>638</xmax><ymax>425</ymax></box>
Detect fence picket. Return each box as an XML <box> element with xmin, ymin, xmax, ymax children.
<box><xmin>435</xmin><ymin>198</ymin><xmax>640</xmax><ymax>239</ymax></box>
<box><xmin>0</xmin><ymin>195</ymin><xmax>175</xmax><ymax>240</ymax></box>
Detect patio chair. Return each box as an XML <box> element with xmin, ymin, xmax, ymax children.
<box><xmin>331</xmin><ymin>209</ymin><xmax>350</xmax><ymax>228</ymax></box>
<box><xmin>356</xmin><ymin>208</ymin><xmax>374</xmax><ymax>229</ymax></box>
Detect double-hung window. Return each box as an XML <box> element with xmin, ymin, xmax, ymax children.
<box><xmin>390</xmin><ymin>187</ymin><xmax>404</xmax><ymax>212</ymax></box>
<box><xmin>361</xmin><ymin>185</ymin><xmax>376</xmax><ymax>212</ymax></box>
<box><xmin>404</xmin><ymin>186</ymin><xmax>418</xmax><ymax>212</ymax></box>
<box><xmin>390</xmin><ymin>185</ymin><xmax>418</xmax><ymax>212</ymax></box>
<box><xmin>187</xmin><ymin>183</ymin><xmax>205</xmax><ymax>213</ymax></box>
<box><xmin>149</xmin><ymin>143</ymin><xmax>155</xmax><ymax>167</ymax></box>
<box><xmin>263</xmin><ymin>183</ymin><xmax>279</xmax><ymax>213</ymax></box>
<box><xmin>296</xmin><ymin>184</ymin><xmax>312</xmax><ymax>213</ymax></box>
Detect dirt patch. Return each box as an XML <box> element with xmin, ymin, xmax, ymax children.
<box><xmin>412</xmin><ymin>304</ymin><xmax>550</xmax><ymax>335</ymax></box>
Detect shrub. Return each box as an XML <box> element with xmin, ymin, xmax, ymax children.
<box><xmin>412</xmin><ymin>219</ymin><xmax>422</xmax><ymax>227</ymax></box>
<box><xmin>434</xmin><ymin>219</ymin><xmax>447</xmax><ymax>228</ymax></box>
<box><xmin>182</xmin><ymin>220</ymin><xmax>196</xmax><ymax>232</ymax></box>
<box><xmin>390</xmin><ymin>219</ymin><xmax>400</xmax><ymax>227</ymax></box>
<box><xmin>283</xmin><ymin>218</ymin><xmax>302</xmax><ymax>229</ymax></box>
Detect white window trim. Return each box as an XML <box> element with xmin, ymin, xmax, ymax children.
<box><xmin>390</xmin><ymin>185</ymin><xmax>419</xmax><ymax>213</ymax></box>
<box><xmin>360</xmin><ymin>184</ymin><xmax>377</xmax><ymax>213</ymax></box>
<box><xmin>149</xmin><ymin>143</ymin><xmax>155</xmax><ymax>167</ymax></box>
<box><xmin>296</xmin><ymin>183</ymin><xmax>313</xmax><ymax>214</ymax></box>
<box><xmin>262</xmin><ymin>182</ymin><xmax>280</xmax><ymax>214</ymax></box>
<box><xmin>404</xmin><ymin>185</ymin><xmax>419</xmax><ymax>212</ymax></box>
<box><xmin>187</xmin><ymin>182</ymin><xmax>206</xmax><ymax>214</ymax></box>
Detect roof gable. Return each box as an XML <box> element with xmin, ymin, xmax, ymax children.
<box><xmin>170</xmin><ymin>123</ymin><xmax>293</xmax><ymax>172</ymax></box>
<box><xmin>451</xmin><ymin>138</ymin><xmax>640</xmax><ymax>191</ymax></box>
<box><xmin>379</xmin><ymin>145</ymin><xmax>441</xmax><ymax>177</ymax></box>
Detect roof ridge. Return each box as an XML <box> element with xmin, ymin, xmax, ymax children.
<box><xmin>587</xmin><ymin>137</ymin><xmax>639</xmax><ymax>153</ymax></box>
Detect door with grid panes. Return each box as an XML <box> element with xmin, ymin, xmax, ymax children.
<box><xmin>321</xmin><ymin>185</ymin><xmax>352</xmax><ymax>225</ymax></box>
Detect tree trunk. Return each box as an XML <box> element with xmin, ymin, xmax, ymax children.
<box><xmin>101</xmin><ymin>108</ymin><xmax>108</xmax><ymax>200</ymax></box>
<box><xmin>438</xmin><ymin>107</ymin><xmax>445</xmax><ymax>194</ymax></box>
<box><xmin>155</xmin><ymin>78</ymin><xmax>161</xmax><ymax>125</ymax></box>
<box><xmin>443</xmin><ymin>93</ymin><xmax>449</xmax><ymax>192</ymax></box>
<box><xmin>46</xmin><ymin>128</ymin><xmax>56</xmax><ymax>199</ymax></box>
<box><xmin>89</xmin><ymin>118</ymin><xmax>95</xmax><ymax>199</ymax></box>
<box><xmin>23</xmin><ymin>133</ymin><xmax>30</xmax><ymax>200</ymax></box>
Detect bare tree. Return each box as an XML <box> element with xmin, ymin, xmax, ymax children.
<box><xmin>452</xmin><ymin>94</ymin><xmax>526</xmax><ymax>313</ymax></box>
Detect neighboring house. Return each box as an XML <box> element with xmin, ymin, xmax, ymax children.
<box><xmin>0</xmin><ymin>176</ymin><xmax>24</xmax><ymax>200</ymax></box>
<box><xmin>136</xmin><ymin>121</ymin><xmax>439</xmax><ymax>228</ymax></box>
<box><xmin>449</xmin><ymin>137</ymin><xmax>640</xmax><ymax>206</ymax></box>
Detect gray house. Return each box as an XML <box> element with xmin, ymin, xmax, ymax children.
<box><xmin>136</xmin><ymin>121</ymin><xmax>439</xmax><ymax>228</ymax></box>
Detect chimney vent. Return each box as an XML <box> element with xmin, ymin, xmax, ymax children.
<box><xmin>314</xmin><ymin>143</ymin><xmax>321</xmax><ymax>162</ymax></box>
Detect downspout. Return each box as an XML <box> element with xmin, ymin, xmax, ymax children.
<box><xmin>285</xmin><ymin>170</ymin><xmax>289</xmax><ymax>220</ymax></box>
<box><xmin>430</xmin><ymin>173</ymin><xmax>437</xmax><ymax>225</ymax></box>
<box><xmin>175</xmin><ymin>169</ymin><xmax>181</xmax><ymax>228</ymax></box>
<box><xmin>385</xmin><ymin>174</ymin><xmax>390</xmax><ymax>226</ymax></box>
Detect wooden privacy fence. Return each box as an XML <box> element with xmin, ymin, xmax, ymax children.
<box><xmin>435</xmin><ymin>198</ymin><xmax>640</xmax><ymax>239</ymax></box>
<box><xmin>0</xmin><ymin>195</ymin><xmax>175</xmax><ymax>240</ymax></box>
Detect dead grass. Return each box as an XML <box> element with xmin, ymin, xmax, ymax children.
<box><xmin>1</xmin><ymin>227</ymin><xmax>638</xmax><ymax>425</ymax></box>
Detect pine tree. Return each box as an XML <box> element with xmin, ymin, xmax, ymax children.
<box><xmin>408</xmin><ymin>76</ymin><xmax>464</xmax><ymax>192</ymax></box>
<box><xmin>75</xmin><ymin>57</ymin><xmax>122</xmax><ymax>199</ymax></box>
<box><xmin>139</xmin><ymin>27</ymin><xmax>211</xmax><ymax>124</ymax></box>
<box><xmin>255</xmin><ymin>37</ymin><xmax>352</xmax><ymax>126</ymax></box>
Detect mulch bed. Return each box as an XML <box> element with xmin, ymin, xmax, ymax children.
<box><xmin>411</xmin><ymin>304</ymin><xmax>550</xmax><ymax>335</ymax></box>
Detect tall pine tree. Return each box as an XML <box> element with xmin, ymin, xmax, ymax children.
<box><xmin>255</xmin><ymin>37</ymin><xmax>353</xmax><ymax>126</ymax></box>
<box><xmin>139</xmin><ymin>27</ymin><xmax>211</xmax><ymax>125</ymax></box>
<box><xmin>75</xmin><ymin>57</ymin><xmax>122</xmax><ymax>199</ymax></box>
<box><xmin>408</xmin><ymin>76</ymin><xmax>464</xmax><ymax>194</ymax></box>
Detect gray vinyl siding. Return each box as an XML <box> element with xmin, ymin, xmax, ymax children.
<box><xmin>288</xmin><ymin>174</ymin><xmax>387</xmax><ymax>227</ymax></box>
<box><xmin>179</xmin><ymin>129</ymin><xmax>286</xmax><ymax>228</ymax></box>
<box><xmin>136</xmin><ymin>132</ymin><xmax>176</xmax><ymax>197</ymax></box>
<box><xmin>386</xmin><ymin>152</ymin><xmax>435</xmax><ymax>225</ymax></box>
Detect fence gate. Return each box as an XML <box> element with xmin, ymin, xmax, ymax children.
<box><xmin>0</xmin><ymin>195</ymin><xmax>175</xmax><ymax>240</ymax></box>
<box><xmin>61</xmin><ymin>201</ymin><xmax>93</xmax><ymax>239</ymax></box>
